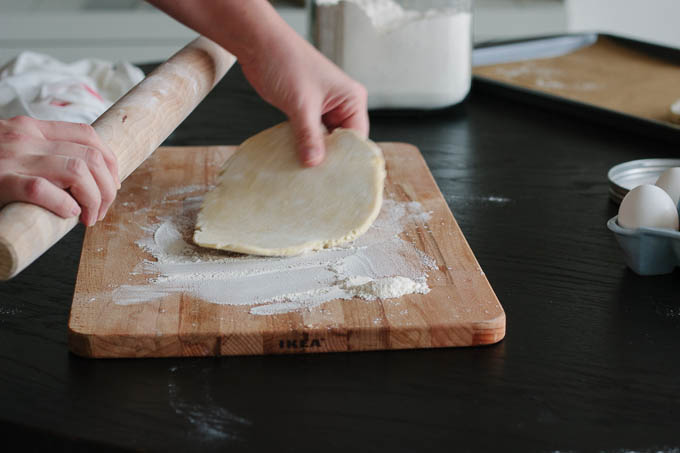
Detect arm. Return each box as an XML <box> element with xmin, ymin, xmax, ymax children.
<box><xmin>147</xmin><ymin>0</ymin><xmax>369</xmax><ymax>166</ymax></box>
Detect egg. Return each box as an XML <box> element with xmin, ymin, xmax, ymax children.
<box><xmin>671</xmin><ymin>98</ymin><xmax>680</xmax><ymax>124</ymax></box>
<box><xmin>655</xmin><ymin>167</ymin><xmax>680</xmax><ymax>206</ymax></box>
<box><xmin>618</xmin><ymin>184</ymin><xmax>679</xmax><ymax>230</ymax></box>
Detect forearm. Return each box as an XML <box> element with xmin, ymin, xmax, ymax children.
<box><xmin>147</xmin><ymin>0</ymin><xmax>297</xmax><ymax>64</ymax></box>
<box><xmin>148</xmin><ymin>0</ymin><xmax>369</xmax><ymax>166</ymax></box>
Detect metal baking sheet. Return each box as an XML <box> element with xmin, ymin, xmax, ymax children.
<box><xmin>472</xmin><ymin>33</ymin><xmax>680</xmax><ymax>144</ymax></box>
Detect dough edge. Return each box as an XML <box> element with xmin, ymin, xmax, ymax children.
<box><xmin>193</xmin><ymin>124</ymin><xmax>386</xmax><ymax>256</ymax></box>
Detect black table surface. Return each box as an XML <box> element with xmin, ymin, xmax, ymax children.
<box><xmin>1</xmin><ymin>64</ymin><xmax>679</xmax><ymax>453</ymax></box>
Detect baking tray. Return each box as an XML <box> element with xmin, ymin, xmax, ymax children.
<box><xmin>472</xmin><ymin>33</ymin><xmax>680</xmax><ymax>144</ymax></box>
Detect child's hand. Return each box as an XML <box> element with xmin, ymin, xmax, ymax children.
<box><xmin>240</xmin><ymin>32</ymin><xmax>369</xmax><ymax>167</ymax></box>
<box><xmin>0</xmin><ymin>116</ymin><xmax>120</xmax><ymax>226</ymax></box>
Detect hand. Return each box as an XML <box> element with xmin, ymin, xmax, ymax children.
<box><xmin>146</xmin><ymin>0</ymin><xmax>369</xmax><ymax>166</ymax></box>
<box><xmin>0</xmin><ymin>116</ymin><xmax>120</xmax><ymax>226</ymax></box>
<box><xmin>240</xmin><ymin>32</ymin><xmax>369</xmax><ymax>166</ymax></box>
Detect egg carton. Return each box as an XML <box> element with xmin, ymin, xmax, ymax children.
<box><xmin>607</xmin><ymin>216</ymin><xmax>680</xmax><ymax>275</ymax></box>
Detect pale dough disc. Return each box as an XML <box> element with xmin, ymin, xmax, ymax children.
<box><xmin>193</xmin><ymin>122</ymin><xmax>385</xmax><ymax>256</ymax></box>
<box><xmin>671</xmin><ymin>98</ymin><xmax>680</xmax><ymax>125</ymax></box>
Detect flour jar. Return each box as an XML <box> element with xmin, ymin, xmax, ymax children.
<box><xmin>310</xmin><ymin>0</ymin><xmax>473</xmax><ymax>110</ymax></box>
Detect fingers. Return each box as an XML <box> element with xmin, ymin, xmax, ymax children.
<box><xmin>323</xmin><ymin>108</ymin><xmax>369</xmax><ymax>139</ymax></box>
<box><xmin>292</xmin><ymin>92</ymin><xmax>369</xmax><ymax>168</ymax></box>
<box><xmin>289</xmin><ymin>110</ymin><xmax>326</xmax><ymax>167</ymax></box>
<box><xmin>23</xmin><ymin>154</ymin><xmax>103</xmax><ymax>226</ymax></box>
<box><xmin>322</xmin><ymin>83</ymin><xmax>369</xmax><ymax>138</ymax></box>
<box><xmin>47</xmin><ymin>142</ymin><xmax>118</xmax><ymax>222</ymax></box>
<box><xmin>34</xmin><ymin>119</ymin><xmax>120</xmax><ymax>188</ymax></box>
<box><xmin>341</xmin><ymin>111</ymin><xmax>369</xmax><ymax>138</ymax></box>
<box><xmin>0</xmin><ymin>116</ymin><xmax>116</xmax><ymax>226</ymax></box>
<box><xmin>0</xmin><ymin>173</ymin><xmax>81</xmax><ymax>219</ymax></box>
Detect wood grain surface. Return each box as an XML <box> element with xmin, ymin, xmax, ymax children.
<box><xmin>4</xmin><ymin>62</ymin><xmax>680</xmax><ymax>452</ymax></box>
<box><xmin>68</xmin><ymin>144</ymin><xmax>505</xmax><ymax>358</ymax></box>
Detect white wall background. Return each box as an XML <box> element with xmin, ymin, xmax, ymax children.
<box><xmin>566</xmin><ymin>0</ymin><xmax>680</xmax><ymax>49</ymax></box>
<box><xmin>0</xmin><ymin>1</ymin><xmax>679</xmax><ymax>66</ymax></box>
<box><xmin>0</xmin><ymin>1</ymin><xmax>568</xmax><ymax>65</ymax></box>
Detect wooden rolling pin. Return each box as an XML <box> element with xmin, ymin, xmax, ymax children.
<box><xmin>0</xmin><ymin>36</ymin><xmax>236</xmax><ymax>280</ymax></box>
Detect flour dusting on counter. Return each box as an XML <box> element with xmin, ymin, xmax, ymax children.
<box><xmin>113</xmin><ymin>195</ymin><xmax>437</xmax><ymax>315</ymax></box>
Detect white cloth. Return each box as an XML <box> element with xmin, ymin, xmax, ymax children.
<box><xmin>0</xmin><ymin>51</ymin><xmax>144</xmax><ymax>124</ymax></box>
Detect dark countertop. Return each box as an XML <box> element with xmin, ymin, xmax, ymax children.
<box><xmin>1</xmin><ymin>64</ymin><xmax>679</xmax><ymax>452</ymax></box>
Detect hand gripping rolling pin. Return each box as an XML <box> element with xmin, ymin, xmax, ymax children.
<box><xmin>0</xmin><ymin>37</ymin><xmax>236</xmax><ymax>280</ymax></box>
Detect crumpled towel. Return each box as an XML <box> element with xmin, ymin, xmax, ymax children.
<box><xmin>0</xmin><ymin>51</ymin><xmax>145</xmax><ymax>124</ymax></box>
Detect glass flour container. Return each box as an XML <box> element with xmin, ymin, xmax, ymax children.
<box><xmin>310</xmin><ymin>0</ymin><xmax>473</xmax><ymax>110</ymax></box>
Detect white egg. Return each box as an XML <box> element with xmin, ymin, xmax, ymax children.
<box><xmin>655</xmin><ymin>167</ymin><xmax>680</xmax><ymax>206</ymax></box>
<box><xmin>671</xmin><ymin>98</ymin><xmax>680</xmax><ymax>124</ymax></box>
<box><xmin>618</xmin><ymin>184</ymin><xmax>679</xmax><ymax>230</ymax></box>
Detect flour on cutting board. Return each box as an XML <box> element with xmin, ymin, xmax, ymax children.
<box><xmin>113</xmin><ymin>193</ymin><xmax>437</xmax><ymax>315</ymax></box>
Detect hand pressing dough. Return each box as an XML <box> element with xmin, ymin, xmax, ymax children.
<box><xmin>194</xmin><ymin>122</ymin><xmax>385</xmax><ymax>256</ymax></box>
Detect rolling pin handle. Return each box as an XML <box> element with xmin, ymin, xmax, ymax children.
<box><xmin>0</xmin><ymin>36</ymin><xmax>236</xmax><ymax>280</ymax></box>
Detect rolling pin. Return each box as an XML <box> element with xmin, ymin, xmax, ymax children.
<box><xmin>0</xmin><ymin>36</ymin><xmax>236</xmax><ymax>280</ymax></box>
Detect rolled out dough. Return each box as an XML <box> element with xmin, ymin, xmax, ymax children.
<box><xmin>193</xmin><ymin>122</ymin><xmax>385</xmax><ymax>256</ymax></box>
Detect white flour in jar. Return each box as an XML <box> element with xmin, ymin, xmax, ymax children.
<box><xmin>314</xmin><ymin>0</ymin><xmax>472</xmax><ymax>109</ymax></box>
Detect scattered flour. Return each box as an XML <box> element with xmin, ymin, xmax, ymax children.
<box><xmin>164</xmin><ymin>184</ymin><xmax>209</xmax><ymax>197</ymax></box>
<box><xmin>113</xmin><ymin>197</ymin><xmax>437</xmax><ymax>315</ymax></box>
<box><xmin>445</xmin><ymin>194</ymin><xmax>512</xmax><ymax>205</ymax></box>
<box><xmin>340</xmin><ymin>275</ymin><xmax>429</xmax><ymax>300</ymax></box>
<box><xmin>494</xmin><ymin>63</ymin><xmax>601</xmax><ymax>92</ymax></box>
<box><xmin>0</xmin><ymin>306</ymin><xmax>20</xmax><ymax>316</ymax></box>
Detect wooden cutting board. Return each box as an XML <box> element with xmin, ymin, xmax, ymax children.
<box><xmin>68</xmin><ymin>144</ymin><xmax>505</xmax><ymax>358</ymax></box>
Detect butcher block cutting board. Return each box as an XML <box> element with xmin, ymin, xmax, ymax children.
<box><xmin>68</xmin><ymin>144</ymin><xmax>505</xmax><ymax>358</ymax></box>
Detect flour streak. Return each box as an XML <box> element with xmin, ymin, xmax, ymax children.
<box><xmin>113</xmin><ymin>198</ymin><xmax>436</xmax><ymax>315</ymax></box>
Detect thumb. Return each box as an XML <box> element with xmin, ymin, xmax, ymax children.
<box><xmin>289</xmin><ymin>110</ymin><xmax>325</xmax><ymax>167</ymax></box>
